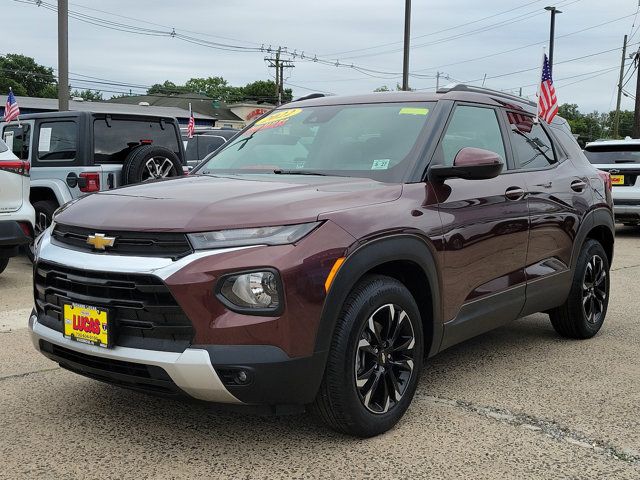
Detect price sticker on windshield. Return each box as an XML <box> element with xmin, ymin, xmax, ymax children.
<box><xmin>255</xmin><ymin>108</ymin><xmax>302</xmax><ymax>126</ymax></box>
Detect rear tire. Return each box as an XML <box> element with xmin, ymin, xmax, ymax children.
<box><xmin>121</xmin><ymin>145</ymin><xmax>183</xmax><ymax>185</ymax></box>
<box><xmin>0</xmin><ymin>258</ymin><xmax>8</xmax><ymax>275</ymax></box>
<box><xmin>27</xmin><ymin>200</ymin><xmax>59</xmax><ymax>262</ymax></box>
<box><xmin>548</xmin><ymin>239</ymin><xmax>610</xmax><ymax>339</ymax></box>
<box><xmin>312</xmin><ymin>275</ymin><xmax>424</xmax><ymax>437</ymax></box>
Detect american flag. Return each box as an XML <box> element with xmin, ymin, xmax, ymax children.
<box><xmin>538</xmin><ymin>54</ymin><xmax>558</xmax><ymax>124</ymax></box>
<box><xmin>186</xmin><ymin>104</ymin><xmax>195</xmax><ymax>139</ymax></box>
<box><xmin>4</xmin><ymin>89</ymin><xmax>20</xmax><ymax>122</ymax></box>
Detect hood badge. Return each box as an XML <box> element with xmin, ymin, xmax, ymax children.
<box><xmin>86</xmin><ymin>233</ymin><xmax>116</xmax><ymax>250</ymax></box>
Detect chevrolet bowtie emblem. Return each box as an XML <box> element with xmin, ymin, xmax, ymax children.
<box><xmin>86</xmin><ymin>233</ymin><xmax>116</xmax><ymax>250</ymax></box>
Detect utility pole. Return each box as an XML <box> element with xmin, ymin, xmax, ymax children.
<box><xmin>614</xmin><ymin>35</ymin><xmax>628</xmax><ymax>138</ymax></box>
<box><xmin>58</xmin><ymin>0</ymin><xmax>69</xmax><ymax>111</ymax></box>
<box><xmin>544</xmin><ymin>6</ymin><xmax>562</xmax><ymax>75</ymax></box>
<box><xmin>402</xmin><ymin>0</ymin><xmax>411</xmax><ymax>91</ymax></box>
<box><xmin>633</xmin><ymin>48</ymin><xmax>640</xmax><ymax>138</ymax></box>
<box><xmin>435</xmin><ymin>71</ymin><xmax>440</xmax><ymax>91</ymax></box>
<box><xmin>265</xmin><ymin>47</ymin><xmax>294</xmax><ymax>105</ymax></box>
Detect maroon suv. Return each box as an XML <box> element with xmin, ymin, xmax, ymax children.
<box><xmin>30</xmin><ymin>85</ymin><xmax>614</xmax><ymax>437</ymax></box>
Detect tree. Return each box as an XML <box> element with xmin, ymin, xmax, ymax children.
<box><xmin>558</xmin><ymin>103</ymin><xmax>581</xmax><ymax>122</ymax></box>
<box><xmin>0</xmin><ymin>54</ymin><xmax>57</xmax><ymax>98</ymax></box>
<box><xmin>147</xmin><ymin>80</ymin><xmax>186</xmax><ymax>95</ymax></box>
<box><xmin>241</xmin><ymin>80</ymin><xmax>291</xmax><ymax>104</ymax></box>
<box><xmin>373</xmin><ymin>83</ymin><xmax>405</xmax><ymax>92</ymax></box>
<box><xmin>71</xmin><ymin>89</ymin><xmax>103</xmax><ymax>101</ymax></box>
<box><xmin>184</xmin><ymin>76</ymin><xmax>239</xmax><ymax>101</ymax></box>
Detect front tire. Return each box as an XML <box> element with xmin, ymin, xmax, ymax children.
<box><xmin>549</xmin><ymin>239</ymin><xmax>610</xmax><ymax>339</ymax></box>
<box><xmin>313</xmin><ymin>275</ymin><xmax>424</xmax><ymax>437</ymax></box>
<box><xmin>0</xmin><ymin>258</ymin><xmax>8</xmax><ymax>275</ymax></box>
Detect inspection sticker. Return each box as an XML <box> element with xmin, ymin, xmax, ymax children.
<box><xmin>399</xmin><ymin>107</ymin><xmax>429</xmax><ymax>116</ymax></box>
<box><xmin>371</xmin><ymin>159</ymin><xmax>391</xmax><ymax>170</ymax></box>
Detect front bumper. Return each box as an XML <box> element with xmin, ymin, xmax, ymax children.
<box><xmin>29</xmin><ymin>312</ymin><xmax>241</xmax><ymax>403</ymax></box>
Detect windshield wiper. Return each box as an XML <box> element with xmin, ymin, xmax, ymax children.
<box><xmin>273</xmin><ymin>169</ymin><xmax>335</xmax><ymax>176</ymax></box>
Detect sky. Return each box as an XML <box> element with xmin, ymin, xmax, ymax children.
<box><xmin>3</xmin><ymin>0</ymin><xmax>639</xmax><ymax>113</ymax></box>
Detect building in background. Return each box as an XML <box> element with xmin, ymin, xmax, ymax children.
<box><xmin>106</xmin><ymin>93</ymin><xmax>274</xmax><ymax>129</ymax></box>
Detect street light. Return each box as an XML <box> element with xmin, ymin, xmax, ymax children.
<box><xmin>545</xmin><ymin>6</ymin><xmax>562</xmax><ymax>75</ymax></box>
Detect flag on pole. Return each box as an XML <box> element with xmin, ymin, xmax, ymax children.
<box><xmin>4</xmin><ymin>88</ymin><xmax>20</xmax><ymax>123</ymax></box>
<box><xmin>187</xmin><ymin>103</ymin><xmax>195</xmax><ymax>139</ymax></box>
<box><xmin>537</xmin><ymin>54</ymin><xmax>558</xmax><ymax>124</ymax></box>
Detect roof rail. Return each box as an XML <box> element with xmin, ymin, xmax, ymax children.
<box><xmin>292</xmin><ymin>93</ymin><xmax>326</xmax><ymax>102</ymax></box>
<box><xmin>437</xmin><ymin>83</ymin><xmax>536</xmax><ymax>107</ymax></box>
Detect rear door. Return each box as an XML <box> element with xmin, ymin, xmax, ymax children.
<box><xmin>31</xmin><ymin>118</ymin><xmax>100</xmax><ymax>199</ymax></box>
<box><xmin>0</xmin><ymin>138</ymin><xmax>27</xmax><ymax>213</ymax></box>
<box><xmin>502</xmin><ymin>111</ymin><xmax>589</xmax><ymax>315</ymax></box>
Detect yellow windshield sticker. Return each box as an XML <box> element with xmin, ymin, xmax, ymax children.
<box><xmin>255</xmin><ymin>108</ymin><xmax>302</xmax><ymax>126</ymax></box>
<box><xmin>399</xmin><ymin>107</ymin><xmax>429</xmax><ymax>116</ymax></box>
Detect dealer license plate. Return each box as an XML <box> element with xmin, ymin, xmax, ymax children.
<box><xmin>610</xmin><ymin>174</ymin><xmax>625</xmax><ymax>185</ymax></box>
<box><xmin>63</xmin><ymin>303</ymin><xmax>110</xmax><ymax>348</ymax></box>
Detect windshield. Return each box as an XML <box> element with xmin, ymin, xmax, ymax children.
<box><xmin>196</xmin><ymin>102</ymin><xmax>434</xmax><ymax>182</ymax></box>
<box><xmin>584</xmin><ymin>145</ymin><xmax>640</xmax><ymax>164</ymax></box>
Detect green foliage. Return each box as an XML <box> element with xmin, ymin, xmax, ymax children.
<box><xmin>558</xmin><ymin>103</ymin><xmax>634</xmax><ymax>144</ymax></box>
<box><xmin>373</xmin><ymin>83</ymin><xmax>405</xmax><ymax>92</ymax></box>
<box><xmin>0</xmin><ymin>54</ymin><xmax>57</xmax><ymax>98</ymax></box>
<box><xmin>71</xmin><ymin>89</ymin><xmax>103</xmax><ymax>101</ymax></box>
<box><xmin>147</xmin><ymin>80</ymin><xmax>187</xmax><ymax>95</ymax></box>
<box><xmin>145</xmin><ymin>76</ymin><xmax>287</xmax><ymax>104</ymax></box>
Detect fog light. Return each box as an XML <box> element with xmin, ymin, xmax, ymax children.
<box><xmin>236</xmin><ymin>370</ymin><xmax>248</xmax><ymax>384</ymax></box>
<box><xmin>218</xmin><ymin>270</ymin><xmax>281</xmax><ymax>312</ymax></box>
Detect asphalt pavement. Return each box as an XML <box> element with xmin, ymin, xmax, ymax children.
<box><xmin>1</xmin><ymin>228</ymin><xmax>639</xmax><ymax>479</ymax></box>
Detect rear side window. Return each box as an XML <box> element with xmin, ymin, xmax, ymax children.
<box><xmin>584</xmin><ymin>145</ymin><xmax>640</xmax><ymax>164</ymax></box>
<box><xmin>0</xmin><ymin>138</ymin><xmax>7</xmax><ymax>153</ymax></box>
<box><xmin>506</xmin><ymin>112</ymin><xmax>556</xmax><ymax>169</ymax></box>
<box><xmin>198</xmin><ymin>136</ymin><xmax>226</xmax><ymax>157</ymax></box>
<box><xmin>440</xmin><ymin>105</ymin><xmax>506</xmax><ymax>166</ymax></box>
<box><xmin>38</xmin><ymin>121</ymin><xmax>77</xmax><ymax>161</ymax></box>
<box><xmin>94</xmin><ymin>118</ymin><xmax>180</xmax><ymax>164</ymax></box>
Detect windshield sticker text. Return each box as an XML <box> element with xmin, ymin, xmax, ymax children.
<box><xmin>371</xmin><ymin>159</ymin><xmax>390</xmax><ymax>170</ymax></box>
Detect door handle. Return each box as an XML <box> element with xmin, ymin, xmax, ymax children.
<box><xmin>570</xmin><ymin>179</ymin><xmax>587</xmax><ymax>192</ymax></box>
<box><xmin>505</xmin><ymin>186</ymin><xmax>526</xmax><ymax>201</ymax></box>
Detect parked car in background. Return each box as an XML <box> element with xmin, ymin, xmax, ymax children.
<box><xmin>0</xmin><ymin>137</ymin><xmax>34</xmax><ymax>274</ymax></box>
<box><xmin>30</xmin><ymin>86</ymin><xmax>614</xmax><ymax>437</ymax></box>
<box><xmin>181</xmin><ymin>127</ymin><xmax>239</xmax><ymax>168</ymax></box>
<box><xmin>0</xmin><ymin>112</ymin><xmax>187</xmax><ymax>243</ymax></box>
<box><xmin>584</xmin><ymin>138</ymin><xmax>640</xmax><ymax>225</ymax></box>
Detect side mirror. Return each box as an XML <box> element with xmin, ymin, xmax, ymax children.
<box><xmin>429</xmin><ymin>147</ymin><xmax>504</xmax><ymax>181</ymax></box>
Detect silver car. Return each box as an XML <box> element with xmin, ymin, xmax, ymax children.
<box><xmin>584</xmin><ymin>138</ymin><xmax>640</xmax><ymax>225</ymax></box>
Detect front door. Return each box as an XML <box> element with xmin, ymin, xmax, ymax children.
<box><xmin>433</xmin><ymin>104</ymin><xmax>530</xmax><ymax>349</ymax></box>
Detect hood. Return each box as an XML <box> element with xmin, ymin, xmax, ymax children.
<box><xmin>54</xmin><ymin>174</ymin><xmax>402</xmax><ymax>232</ymax></box>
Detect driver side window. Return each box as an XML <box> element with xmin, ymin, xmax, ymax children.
<box><xmin>441</xmin><ymin>105</ymin><xmax>506</xmax><ymax>166</ymax></box>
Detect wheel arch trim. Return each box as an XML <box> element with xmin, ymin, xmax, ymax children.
<box><xmin>315</xmin><ymin>234</ymin><xmax>443</xmax><ymax>359</ymax></box>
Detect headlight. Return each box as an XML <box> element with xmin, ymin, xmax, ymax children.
<box><xmin>188</xmin><ymin>222</ymin><xmax>320</xmax><ymax>250</ymax></box>
<box><xmin>217</xmin><ymin>270</ymin><xmax>282</xmax><ymax>314</ymax></box>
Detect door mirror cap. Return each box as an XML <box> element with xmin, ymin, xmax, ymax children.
<box><xmin>429</xmin><ymin>147</ymin><xmax>504</xmax><ymax>181</ymax></box>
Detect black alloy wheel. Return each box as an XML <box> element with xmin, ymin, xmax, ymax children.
<box><xmin>354</xmin><ymin>303</ymin><xmax>416</xmax><ymax>414</ymax></box>
<box><xmin>581</xmin><ymin>254</ymin><xmax>607</xmax><ymax>325</ymax></box>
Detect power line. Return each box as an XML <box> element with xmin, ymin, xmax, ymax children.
<box><xmin>321</xmin><ymin>0</ymin><xmax>545</xmax><ymax>57</ymax></box>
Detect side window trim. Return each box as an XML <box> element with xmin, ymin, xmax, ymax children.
<box><xmin>501</xmin><ymin>109</ymin><xmax>560</xmax><ymax>172</ymax></box>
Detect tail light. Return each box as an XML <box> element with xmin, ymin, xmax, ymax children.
<box><xmin>18</xmin><ymin>221</ymin><xmax>33</xmax><ymax>239</ymax></box>
<box><xmin>79</xmin><ymin>172</ymin><xmax>100</xmax><ymax>192</ymax></box>
<box><xmin>0</xmin><ymin>160</ymin><xmax>30</xmax><ymax>175</ymax></box>
<box><xmin>598</xmin><ymin>170</ymin><xmax>612</xmax><ymax>191</ymax></box>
